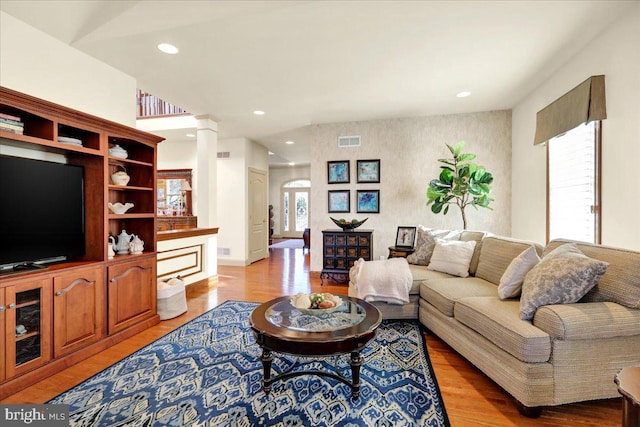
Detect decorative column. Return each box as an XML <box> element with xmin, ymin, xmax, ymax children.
<box><xmin>195</xmin><ymin>115</ymin><xmax>218</xmax><ymax>227</ymax></box>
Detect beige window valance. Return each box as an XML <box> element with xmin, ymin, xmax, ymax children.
<box><xmin>534</xmin><ymin>75</ymin><xmax>606</xmax><ymax>145</ymax></box>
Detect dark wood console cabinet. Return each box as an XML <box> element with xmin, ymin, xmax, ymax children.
<box><xmin>0</xmin><ymin>86</ymin><xmax>163</xmax><ymax>399</ymax></box>
<box><xmin>321</xmin><ymin>229</ymin><xmax>373</xmax><ymax>284</ymax></box>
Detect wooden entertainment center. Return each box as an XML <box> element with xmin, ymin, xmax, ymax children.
<box><xmin>0</xmin><ymin>86</ymin><xmax>164</xmax><ymax>399</ymax></box>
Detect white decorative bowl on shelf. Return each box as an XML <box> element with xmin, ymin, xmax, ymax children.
<box><xmin>108</xmin><ymin>202</ymin><xmax>134</xmax><ymax>214</ymax></box>
<box><xmin>108</xmin><ymin>144</ymin><xmax>128</xmax><ymax>159</ymax></box>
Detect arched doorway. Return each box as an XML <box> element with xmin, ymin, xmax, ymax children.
<box><xmin>281</xmin><ymin>179</ymin><xmax>310</xmax><ymax>238</ymax></box>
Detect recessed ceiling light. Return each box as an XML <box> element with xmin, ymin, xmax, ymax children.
<box><xmin>186</xmin><ymin>133</ymin><xmax>195</xmax><ymax>138</ymax></box>
<box><xmin>456</xmin><ymin>91</ymin><xmax>471</xmax><ymax>98</ymax></box>
<box><xmin>268</xmin><ymin>151</ymin><xmax>274</xmax><ymax>155</ymax></box>
<box><xmin>288</xmin><ymin>162</ymin><xmax>295</xmax><ymax>166</ymax></box>
<box><xmin>285</xmin><ymin>140</ymin><xmax>295</xmax><ymax>145</ymax></box>
<box><xmin>157</xmin><ymin>43</ymin><xmax>179</xmax><ymax>54</ymax></box>
<box><xmin>253</xmin><ymin>110</ymin><xmax>265</xmax><ymax>116</ymax></box>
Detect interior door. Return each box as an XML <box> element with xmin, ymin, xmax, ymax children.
<box><xmin>248</xmin><ymin>168</ymin><xmax>268</xmax><ymax>263</ymax></box>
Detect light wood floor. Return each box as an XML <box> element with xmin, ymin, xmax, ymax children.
<box><xmin>2</xmin><ymin>248</ymin><xmax>621</xmax><ymax>426</ymax></box>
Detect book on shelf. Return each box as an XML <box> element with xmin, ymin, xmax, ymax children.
<box><xmin>0</xmin><ymin>117</ymin><xmax>24</xmax><ymax>127</ymax></box>
<box><xmin>0</xmin><ymin>121</ymin><xmax>24</xmax><ymax>131</ymax></box>
<box><xmin>0</xmin><ymin>125</ymin><xmax>24</xmax><ymax>135</ymax></box>
<box><xmin>0</xmin><ymin>112</ymin><xmax>21</xmax><ymax>122</ymax></box>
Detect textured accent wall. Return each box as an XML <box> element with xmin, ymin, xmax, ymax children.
<box><xmin>310</xmin><ymin>110</ymin><xmax>512</xmax><ymax>272</ymax></box>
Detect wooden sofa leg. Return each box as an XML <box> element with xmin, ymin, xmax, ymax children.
<box><xmin>515</xmin><ymin>400</ymin><xmax>542</xmax><ymax>418</ymax></box>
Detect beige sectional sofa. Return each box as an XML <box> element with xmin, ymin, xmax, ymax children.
<box><xmin>350</xmin><ymin>232</ymin><xmax>640</xmax><ymax>416</ymax></box>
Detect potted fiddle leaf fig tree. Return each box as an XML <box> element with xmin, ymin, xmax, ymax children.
<box><xmin>426</xmin><ymin>141</ymin><xmax>494</xmax><ymax>229</ymax></box>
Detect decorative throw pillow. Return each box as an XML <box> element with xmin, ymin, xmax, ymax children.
<box><xmin>498</xmin><ymin>246</ymin><xmax>540</xmax><ymax>299</ymax></box>
<box><xmin>519</xmin><ymin>243</ymin><xmax>609</xmax><ymax>320</ymax></box>
<box><xmin>407</xmin><ymin>226</ymin><xmax>459</xmax><ymax>266</ymax></box>
<box><xmin>427</xmin><ymin>239</ymin><xmax>477</xmax><ymax>278</ymax></box>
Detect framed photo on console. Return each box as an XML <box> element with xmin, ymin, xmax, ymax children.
<box><xmin>327</xmin><ymin>160</ymin><xmax>350</xmax><ymax>184</ymax></box>
<box><xmin>395</xmin><ymin>226</ymin><xmax>417</xmax><ymax>248</ymax></box>
<box><xmin>328</xmin><ymin>190</ymin><xmax>350</xmax><ymax>213</ymax></box>
<box><xmin>356</xmin><ymin>159</ymin><xmax>380</xmax><ymax>183</ymax></box>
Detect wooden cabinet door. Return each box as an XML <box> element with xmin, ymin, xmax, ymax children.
<box><xmin>0</xmin><ymin>290</ymin><xmax>5</xmax><ymax>382</ymax></box>
<box><xmin>4</xmin><ymin>278</ymin><xmax>51</xmax><ymax>379</ymax></box>
<box><xmin>53</xmin><ymin>266</ymin><xmax>106</xmax><ymax>357</ymax></box>
<box><xmin>107</xmin><ymin>256</ymin><xmax>156</xmax><ymax>335</ymax></box>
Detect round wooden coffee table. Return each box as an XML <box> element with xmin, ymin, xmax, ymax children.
<box><xmin>249</xmin><ymin>295</ymin><xmax>382</xmax><ymax>399</ymax></box>
<box><xmin>615</xmin><ymin>366</ymin><xmax>640</xmax><ymax>427</ymax></box>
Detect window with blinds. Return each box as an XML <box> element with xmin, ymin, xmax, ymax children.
<box><xmin>547</xmin><ymin>121</ymin><xmax>600</xmax><ymax>243</ymax></box>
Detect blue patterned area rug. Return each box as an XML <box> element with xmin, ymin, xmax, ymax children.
<box><xmin>49</xmin><ymin>301</ymin><xmax>450</xmax><ymax>426</ymax></box>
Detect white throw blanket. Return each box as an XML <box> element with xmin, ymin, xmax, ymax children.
<box><xmin>350</xmin><ymin>257</ymin><xmax>412</xmax><ymax>305</ymax></box>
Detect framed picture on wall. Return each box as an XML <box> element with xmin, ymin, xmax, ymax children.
<box><xmin>327</xmin><ymin>160</ymin><xmax>350</xmax><ymax>184</ymax></box>
<box><xmin>328</xmin><ymin>190</ymin><xmax>350</xmax><ymax>213</ymax></box>
<box><xmin>356</xmin><ymin>159</ymin><xmax>380</xmax><ymax>183</ymax></box>
<box><xmin>357</xmin><ymin>190</ymin><xmax>380</xmax><ymax>213</ymax></box>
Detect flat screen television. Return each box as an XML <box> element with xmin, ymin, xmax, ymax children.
<box><xmin>0</xmin><ymin>155</ymin><xmax>85</xmax><ymax>273</ymax></box>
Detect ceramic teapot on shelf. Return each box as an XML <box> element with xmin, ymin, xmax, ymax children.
<box><xmin>115</xmin><ymin>230</ymin><xmax>132</xmax><ymax>254</ymax></box>
<box><xmin>111</xmin><ymin>165</ymin><xmax>130</xmax><ymax>186</ymax></box>
<box><xmin>129</xmin><ymin>235</ymin><xmax>144</xmax><ymax>255</ymax></box>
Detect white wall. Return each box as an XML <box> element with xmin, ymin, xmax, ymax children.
<box><xmin>309</xmin><ymin>111</ymin><xmax>512</xmax><ymax>271</ymax></box>
<box><xmin>217</xmin><ymin>137</ymin><xmax>269</xmax><ymax>265</ymax></box>
<box><xmin>269</xmin><ymin>165</ymin><xmax>311</xmax><ymax>237</ymax></box>
<box><xmin>158</xmin><ymin>141</ymin><xmax>197</xmax><ymax>171</ymax></box>
<box><xmin>0</xmin><ymin>12</ymin><xmax>136</xmax><ymax>126</ymax></box>
<box><xmin>512</xmin><ymin>4</ymin><xmax>640</xmax><ymax>250</ymax></box>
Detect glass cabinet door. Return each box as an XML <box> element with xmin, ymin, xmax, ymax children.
<box><xmin>4</xmin><ymin>278</ymin><xmax>51</xmax><ymax>378</ymax></box>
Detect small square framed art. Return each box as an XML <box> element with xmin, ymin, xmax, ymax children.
<box><xmin>356</xmin><ymin>190</ymin><xmax>379</xmax><ymax>213</ymax></box>
<box><xmin>327</xmin><ymin>160</ymin><xmax>350</xmax><ymax>184</ymax></box>
<box><xmin>328</xmin><ymin>190</ymin><xmax>350</xmax><ymax>213</ymax></box>
<box><xmin>356</xmin><ymin>159</ymin><xmax>380</xmax><ymax>183</ymax></box>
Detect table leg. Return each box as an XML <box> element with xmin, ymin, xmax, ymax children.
<box><xmin>260</xmin><ymin>349</ymin><xmax>274</xmax><ymax>394</ymax></box>
<box><xmin>348</xmin><ymin>351</ymin><xmax>363</xmax><ymax>399</ymax></box>
<box><xmin>622</xmin><ymin>398</ymin><xmax>640</xmax><ymax>427</ymax></box>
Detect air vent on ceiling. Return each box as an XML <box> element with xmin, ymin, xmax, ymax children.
<box><xmin>217</xmin><ymin>151</ymin><xmax>230</xmax><ymax>159</ymax></box>
<box><xmin>337</xmin><ymin>135</ymin><xmax>361</xmax><ymax>148</ymax></box>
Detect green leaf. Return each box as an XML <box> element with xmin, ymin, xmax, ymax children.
<box><xmin>457</xmin><ymin>153</ymin><xmax>476</xmax><ymax>162</ymax></box>
<box><xmin>427</xmin><ymin>186</ymin><xmax>445</xmax><ymax>201</ymax></box>
<box><xmin>446</xmin><ymin>143</ymin><xmax>457</xmax><ymax>156</ymax></box>
<box><xmin>438</xmin><ymin>159</ymin><xmax>457</xmax><ymax>167</ymax></box>
<box><xmin>430</xmin><ymin>179</ymin><xmax>451</xmax><ymax>189</ymax></box>
<box><xmin>457</xmin><ymin>164</ymin><xmax>470</xmax><ymax>178</ymax></box>
<box><xmin>452</xmin><ymin>141</ymin><xmax>465</xmax><ymax>156</ymax></box>
<box><xmin>439</xmin><ymin>168</ymin><xmax>454</xmax><ymax>183</ymax></box>
<box><xmin>443</xmin><ymin>205</ymin><xmax>449</xmax><ymax>215</ymax></box>
<box><xmin>431</xmin><ymin>202</ymin><xmax>444</xmax><ymax>214</ymax></box>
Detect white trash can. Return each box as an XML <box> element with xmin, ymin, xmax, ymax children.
<box><xmin>157</xmin><ymin>277</ymin><xmax>187</xmax><ymax>320</ymax></box>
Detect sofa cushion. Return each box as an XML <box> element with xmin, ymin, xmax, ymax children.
<box><xmin>533</xmin><ymin>302</ymin><xmax>640</xmax><ymax>340</ymax></box>
<box><xmin>454</xmin><ymin>297</ymin><xmax>551</xmax><ymax>363</ymax></box>
<box><xmin>519</xmin><ymin>243</ymin><xmax>609</xmax><ymax>320</ymax></box>
<box><xmin>545</xmin><ymin>239</ymin><xmax>640</xmax><ymax>309</ymax></box>
<box><xmin>408</xmin><ymin>264</ymin><xmax>453</xmax><ymax>294</ymax></box>
<box><xmin>420</xmin><ymin>277</ymin><xmax>497</xmax><ymax>317</ymax></box>
<box><xmin>498</xmin><ymin>246</ymin><xmax>540</xmax><ymax>299</ymax></box>
<box><xmin>475</xmin><ymin>236</ymin><xmax>543</xmax><ymax>285</ymax></box>
<box><xmin>428</xmin><ymin>239</ymin><xmax>477</xmax><ymax>278</ymax></box>
<box><xmin>407</xmin><ymin>226</ymin><xmax>460</xmax><ymax>266</ymax></box>
<box><xmin>459</xmin><ymin>230</ymin><xmax>486</xmax><ymax>276</ymax></box>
